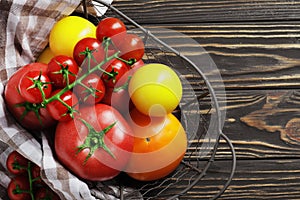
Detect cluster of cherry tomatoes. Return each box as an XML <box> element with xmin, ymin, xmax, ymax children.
<box><xmin>4</xmin><ymin>14</ymin><xmax>187</xmax><ymax>196</ymax></box>
<box><xmin>6</xmin><ymin>151</ymin><xmax>59</xmax><ymax>200</ymax></box>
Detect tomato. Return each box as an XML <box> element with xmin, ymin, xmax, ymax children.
<box><xmin>74</xmin><ymin>73</ymin><xmax>105</xmax><ymax>105</ymax></box>
<box><xmin>6</xmin><ymin>151</ymin><xmax>29</xmax><ymax>175</ymax></box>
<box><xmin>125</xmin><ymin>109</ymin><xmax>187</xmax><ymax>181</ymax></box>
<box><xmin>4</xmin><ymin>63</ymin><xmax>56</xmax><ymax>130</ymax></box>
<box><xmin>18</xmin><ymin>70</ymin><xmax>52</xmax><ymax>103</ymax></box>
<box><xmin>116</xmin><ymin>34</ymin><xmax>145</xmax><ymax>62</ymax></box>
<box><xmin>46</xmin><ymin>89</ymin><xmax>79</xmax><ymax>122</ymax></box>
<box><xmin>129</xmin><ymin>59</ymin><xmax>145</xmax><ymax>75</ymax></box>
<box><xmin>101</xmin><ymin>85</ymin><xmax>134</xmax><ymax>115</ymax></box>
<box><xmin>128</xmin><ymin>63</ymin><xmax>182</xmax><ymax>117</ymax></box>
<box><xmin>49</xmin><ymin>16</ymin><xmax>96</xmax><ymax>57</ymax></box>
<box><xmin>47</xmin><ymin>55</ymin><xmax>79</xmax><ymax>88</ymax></box>
<box><xmin>55</xmin><ymin>104</ymin><xmax>134</xmax><ymax>181</ymax></box>
<box><xmin>35</xmin><ymin>188</ymin><xmax>60</xmax><ymax>200</ymax></box>
<box><xmin>96</xmin><ymin>17</ymin><xmax>127</xmax><ymax>42</ymax></box>
<box><xmin>7</xmin><ymin>175</ymin><xmax>31</xmax><ymax>200</ymax></box>
<box><xmin>73</xmin><ymin>37</ymin><xmax>102</xmax><ymax>66</ymax></box>
<box><xmin>36</xmin><ymin>47</ymin><xmax>55</xmax><ymax>64</ymax></box>
<box><xmin>80</xmin><ymin>45</ymin><xmax>106</xmax><ymax>73</ymax></box>
<box><xmin>101</xmin><ymin>59</ymin><xmax>130</xmax><ymax>88</ymax></box>
<box><xmin>31</xmin><ymin>164</ymin><xmax>46</xmax><ymax>186</ymax></box>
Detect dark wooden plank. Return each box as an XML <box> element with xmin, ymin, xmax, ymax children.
<box><xmin>179</xmin><ymin>159</ymin><xmax>300</xmax><ymax>199</ymax></box>
<box><xmin>224</xmin><ymin>90</ymin><xmax>300</xmax><ymax>146</ymax></box>
<box><xmin>184</xmin><ymin>89</ymin><xmax>300</xmax><ymax>160</ymax></box>
<box><xmin>112</xmin><ymin>0</ymin><xmax>300</xmax><ymax>24</ymax></box>
<box><xmin>134</xmin><ymin>22</ymin><xmax>300</xmax><ymax>89</ymax></box>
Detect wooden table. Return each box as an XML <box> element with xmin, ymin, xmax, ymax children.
<box><xmin>111</xmin><ymin>0</ymin><xmax>300</xmax><ymax>199</ymax></box>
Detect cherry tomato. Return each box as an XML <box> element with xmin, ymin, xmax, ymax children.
<box><xmin>101</xmin><ymin>85</ymin><xmax>134</xmax><ymax>115</ymax></box>
<box><xmin>36</xmin><ymin>47</ymin><xmax>55</xmax><ymax>64</ymax></box>
<box><xmin>101</xmin><ymin>59</ymin><xmax>130</xmax><ymax>88</ymax></box>
<box><xmin>73</xmin><ymin>37</ymin><xmax>102</xmax><ymax>66</ymax></box>
<box><xmin>96</xmin><ymin>17</ymin><xmax>127</xmax><ymax>42</ymax></box>
<box><xmin>49</xmin><ymin>16</ymin><xmax>96</xmax><ymax>57</ymax></box>
<box><xmin>47</xmin><ymin>55</ymin><xmax>79</xmax><ymax>88</ymax></box>
<box><xmin>4</xmin><ymin>63</ymin><xmax>57</xmax><ymax>130</ymax></box>
<box><xmin>128</xmin><ymin>63</ymin><xmax>182</xmax><ymax>117</ymax></box>
<box><xmin>74</xmin><ymin>73</ymin><xmax>105</xmax><ymax>105</ymax></box>
<box><xmin>31</xmin><ymin>164</ymin><xmax>45</xmax><ymax>186</ymax></box>
<box><xmin>125</xmin><ymin>109</ymin><xmax>187</xmax><ymax>181</ymax></box>
<box><xmin>6</xmin><ymin>151</ymin><xmax>29</xmax><ymax>175</ymax></box>
<box><xmin>128</xmin><ymin>59</ymin><xmax>145</xmax><ymax>75</ymax></box>
<box><xmin>55</xmin><ymin>104</ymin><xmax>134</xmax><ymax>181</ymax></box>
<box><xmin>18</xmin><ymin>70</ymin><xmax>52</xmax><ymax>103</ymax></box>
<box><xmin>7</xmin><ymin>175</ymin><xmax>31</xmax><ymax>200</ymax></box>
<box><xmin>35</xmin><ymin>188</ymin><xmax>60</xmax><ymax>200</ymax></box>
<box><xmin>116</xmin><ymin>34</ymin><xmax>145</xmax><ymax>62</ymax></box>
<box><xmin>46</xmin><ymin>89</ymin><xmax>79</xmax><ymax>122</ymax></box>
<box><xmin>78</xmin><ymin>45</ymin><xmax>106</xmax><ymax>73</ymax></box>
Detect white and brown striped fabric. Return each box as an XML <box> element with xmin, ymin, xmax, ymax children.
<box><xmin>0</xmin><ymin>0</ymin><xmax>141</xmax><ymax>199</ymax></box>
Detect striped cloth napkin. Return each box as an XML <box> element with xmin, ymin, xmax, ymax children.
<box><xmin>0</xmin><ymin>0</ymin><xmax>142</xmax><ymax>199</ymax></box>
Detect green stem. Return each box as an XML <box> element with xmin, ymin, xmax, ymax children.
<box><xmin>16</xmin><ymin>37</ymin><xmax>133</xmax><ymax>122</ymax></box>
<box><xmin>27</xmin><ymin>162</ymin><xmax>35</xmax><ymax>200</ymax></box>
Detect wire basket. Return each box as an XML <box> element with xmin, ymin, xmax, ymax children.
<box><xmin>78</xmin><ymin>0</ymin><xmax>237</xmax><ymax>199</ymax></box>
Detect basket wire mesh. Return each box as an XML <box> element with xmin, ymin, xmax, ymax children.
<box><xmin>79</xmin><ymin>1</ymin><xmax>237</xmax><ymax>199</ymax></box>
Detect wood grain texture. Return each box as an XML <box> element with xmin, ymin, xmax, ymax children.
<box><xmin>135</xmin><ymin>22</ymin><xmax>300</xmax><ymax>89</ymax></box>
<box><xmin>111</xmin><ymin>0</ymin><xmax>300</xmax><ymax>23</ymax></box>
<box><xmin>222</xmin><ymin>90</ymin><xmax>300</xmax><ymax>159</ymax></box>
<box><xmin>181</xmin><ymin>159</ymin><xmax>300</xmax><ymax>199</ymax></box>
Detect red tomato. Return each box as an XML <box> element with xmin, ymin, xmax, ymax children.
<box><xmin>7</xmin><ymin>175</ymin><xmax>31</xmax><ymax>200</ymax></box>
<box><xmin>96</xmin><ymin>17</ymin><xmax>127</xmax><ymax>42</ymax></box>
<box><xmin>127</xmin><ymin>59</ymin><xmax>145</xmax><ymax>76</ymax></box>
<box><xmin>4</xmin><ymin>63</ymin><xmax>56</xmax><ymax>130</ymax></box>
<box><xmin>80</xmin><ymin>45</ymin><xmax>106</xmax><ymax>72</ymax></box>
<box><xmin>31</xmin><ymin>164</ymin><xmax>45</xmax><ymax>186</ymax></box>
<box><xmin>6</xmin><ymin>151</ymin><xmax>29</xmax><ymax>175</ymax></box>
<box><xmin>101</xmin><ymin>59</ymin><xmax>130</xmax><ymax>88</ymax></box>
<box><xmin>46</xmin><ymin>89</ymin><xmax>79</xmax><ymax>122</ymax></box>
<box><xmin>47</xmin><ymin>55</ymin><xmax>79</xmax><ymax>88</ymax></box>
<box><xmin>116</xmin><ymin>34</ymin><xmax>145</xmax><ymax>62</ymax></box>
<box><xmin>18</xmin><ymin>70</ymin><xmax>52</xmax><ymax>103</ymax></box>
<box><xmin>73</xmin><ymin>37</ymin><xmax>102</xmax><ymax>66</ymax></box>
<box><xmin>101</xmin><ymin>84</ymin><xmax>134</xmax><ymax>115</ymax></box>
<box><xmin>55</xmin><ymin>104</ymin><xmax>134</xmax><ymax>181</ymax></box>
<box><xmin>125</xmin><ymin>109</ymin><xmax>187</xmax><ymax>181</ymax></box>
<box><xmin>35</xmin><ymin>188</ymin><xmax>60</xmax><ymax>200</ymax></box>
<box><xmin>74</xmin><ymin>73</ymin><xmax>105</xmax><ymax>105</ymax></box>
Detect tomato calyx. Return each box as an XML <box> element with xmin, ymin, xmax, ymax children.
<box><xmin>105</xmin><ymin>68</ymin><xmax>119</xmax><ymax>83</ymax></box>
<box><xmin>15</xmin><ymin>101</ymin><xmax>44</xmax><ymax>124</ymax></box>
<box><xmin>76</xmin><ymin>119</ymin><xmax>117</xmax><ymax>164</ymax></box>
<box><xmin>52</xmin><ymin>60</ymin><xmax>77</xmax><ymax>87</ymax></box>
<box><xmin>11</xmin><ymin>159</ymin><xmax>28</xmax><ymax>172</ymax></box>
<box><xmin>12</xmin><ymin>183</ymin><xmax>30</xmax><ymax>195</ymax></box>
<box><xmin>25</xmin><ymin>71</ymin><xmax>52</xmax><ymax>100</ymax></box>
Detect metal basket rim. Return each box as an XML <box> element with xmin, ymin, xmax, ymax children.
<box><xmin>82</xmin><ymin>1</ymin><xmax>237</xmax><ymax>199</ymax></box>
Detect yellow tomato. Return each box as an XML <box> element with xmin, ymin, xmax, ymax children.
<box><xmin>36</xmin><ymin>47</ymin><xmax>55</xmax><ymax>64</ymax></box>
<box><xmin>49</xmin><ymin>16</ymin><xmax>96</xmax><ymax>57</ymax></box>
<box><xmin>128</xmin><ymin>63</ymin><xmax>182</xmax><ymax>117</ymax></box>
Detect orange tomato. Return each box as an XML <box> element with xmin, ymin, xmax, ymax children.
<box><xmin>125</xmin><ymin>108</ymin><xmax>187</xmax><ymax>181</ymax></box>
